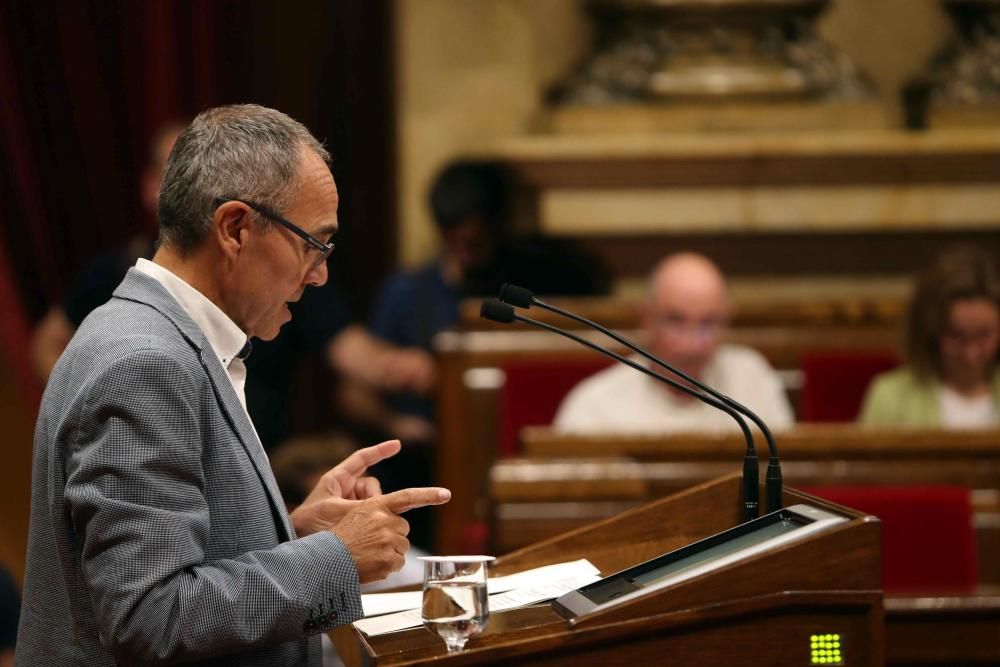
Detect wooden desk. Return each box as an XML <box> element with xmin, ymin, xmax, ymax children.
<box><xmin>521</xmin><ymin>423</ymin><xmax>1000</xmax><ymax>464</ymax></box>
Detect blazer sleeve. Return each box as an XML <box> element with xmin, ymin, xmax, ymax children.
<box><xmin>64</xmin><ymin>348</ymin><xmax>363</xmax><ymax>664</ymax></box>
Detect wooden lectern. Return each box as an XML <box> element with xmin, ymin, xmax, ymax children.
<box><xmin>333</xmin><ymin>474</ymin><xmax>883</xmax><ymax>666</ymax></box>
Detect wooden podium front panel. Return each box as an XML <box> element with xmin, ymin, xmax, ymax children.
<box><xmin>352</xmin><ymin>593</ymin><xmax>881</xmax><ymax>666</ymax></box>
<box><xmin>339</xmin><ymin>476</ymin><xmax>883</xmax><ymax>666</ymax></box>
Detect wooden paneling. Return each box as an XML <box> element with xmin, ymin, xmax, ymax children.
<box><xmin>461</xmin><ymin>292</ymin><xmax>906</xmax><ymax>331</ymax></box>
<box><xmin>496</xmin><ymin>426</ymin><xmax>1000</xmax><ymax>587</ymax></box>
<box><xmin>577</xmin><ymin>229</ymin><xmax>1000</xmax><ymax>281</ymax></box>
<box><xmin>488</xmin><ymin>130</ymin><xmax>1000</xmax><ymax>282</ymax></box>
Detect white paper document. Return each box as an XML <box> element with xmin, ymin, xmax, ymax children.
<box><xmin>360</xmin><ymin>558</ymin><xmax>599</xmax><ymax>618</ymax></box>
<box><xmin>361</xmin><ymin>590</ymin><xmax>423</xmax><ymax>618</ymax></box>
<box><xmin>354</xmin><ymin>559</ymin><xmax>602</xmax><ymax>637</ymax></box>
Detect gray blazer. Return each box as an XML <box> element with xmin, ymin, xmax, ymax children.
<box><xmin>16</xmin><ymin>269</ymin><xmax>363</xmax><ymax>666</ymax></box>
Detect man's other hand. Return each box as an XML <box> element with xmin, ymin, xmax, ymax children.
<box><xmin>331</xmin><ymin>488</ymin><xmax>451</xmax><ymax>583</ymax></box>
<box><xmin>289</xmin><ymin>439</ymin><xmax>451</xmax><ymax>540</ymax></box>
<box><xmin>292</xmin><ymin>439</ymin><xmax>395</xmax><ymax>536</ymax></box>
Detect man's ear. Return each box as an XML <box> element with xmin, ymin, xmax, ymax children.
<box><xmin>214</xmin><ymin>202</ymin><xmax>251</xmax><ymax>262</ymax></box>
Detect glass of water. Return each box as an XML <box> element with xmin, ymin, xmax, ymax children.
<box><xmin>419</xmin><ymin>555</ymin><xmax>494</xmax><ymax>653</ymax></box>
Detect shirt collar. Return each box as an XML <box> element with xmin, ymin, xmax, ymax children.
<box><xmin>135</xmin><ymin>258</ymin><xmax>249</xmax><ymax>369</ymax></box>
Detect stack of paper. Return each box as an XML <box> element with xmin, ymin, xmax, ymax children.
<box><xmin>354</xmin><ymin>559</ymin><xmax>601</xmax><ymax>637</ymax></box>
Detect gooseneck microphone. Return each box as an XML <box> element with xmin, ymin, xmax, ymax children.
<box><xmin>481</xmin><ymin>300</ymin><xmax>761</xmax><ymax>522</ymax></box>
<box><xmin>497</xmin><ymin>283</ymin><xmax>783</xmax><ymax>514</ymax></box>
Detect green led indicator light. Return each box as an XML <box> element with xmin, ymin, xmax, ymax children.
<box><xmin>810</xmin><ymin>633</ymin><xmax>843</xmax><ymax>665</ymax></box>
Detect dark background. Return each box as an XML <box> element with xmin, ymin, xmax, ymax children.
<box><xmin>0</xmin><ymin>0</ymin><xmax>397</xmax><ymax>385</ymax></box>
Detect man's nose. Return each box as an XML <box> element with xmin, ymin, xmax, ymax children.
<box><xmin>676</xmin><ymin>334</ymin><xmax>709</xmax><ymax>356</ymax></box>
<box><xmin>306</xmin><ymin>259</ymin><xmax>328</xmax><ymax>287</ymax></box>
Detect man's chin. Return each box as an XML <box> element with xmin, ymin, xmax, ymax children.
<box><xmin>253</xmin><ymin>317</ymin><xmax>292</xmax><ymax>342</ymax></box>
<box><xmin>672</xmin><ymin>363</ymin><xmax>707</xmax><ymax>383</ymax></box>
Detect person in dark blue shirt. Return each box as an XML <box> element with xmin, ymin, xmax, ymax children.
<box><xmin>367</xmin><ymin>161</ymin><xmax>608</xmax><ymax>548</ymax></box>
<box><xmin>371</xmin><ymin>160</ymin><xmax>608</xmax><ymax>421</ymax></box>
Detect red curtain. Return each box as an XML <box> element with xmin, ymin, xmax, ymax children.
<box><xmin>0</xmin><ymin>1</ymin><xmax>233</xmax><ymax>318</ymax></box>
<box><xmin>0</xmin><ymin>1</ymin><xmax>396</xmax><ymax>403</ymax></box>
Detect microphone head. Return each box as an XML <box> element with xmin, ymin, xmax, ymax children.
<box><xmin>480</xmin><ymin>299</ymin><xmax>516</xmax><ymax>324</ymax></box>
<box><xmin>499</xmin><ymin>283</ymin><xmax>534</xmax><ymax>308</ymax></box>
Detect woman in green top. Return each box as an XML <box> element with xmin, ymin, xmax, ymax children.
<box><xmin>860</xmin><ymin>245</ymin><xmax>1000</xmax><ymax>428</ymax></box>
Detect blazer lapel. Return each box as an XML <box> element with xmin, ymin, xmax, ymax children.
<box><xmin>113</xmin><ymin>269</ymin><xmax>295</xmax><ymax>542</ymax></box>
<box><xmin>198</xmin><ymin>350</ymin><xmax>295</xmax><ymax>541</ymax></box>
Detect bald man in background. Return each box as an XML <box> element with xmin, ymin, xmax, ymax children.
<box><xmin>553</xmin><ymin>252</ymin><xmax>793</xmax><ymax>434</ymax></box>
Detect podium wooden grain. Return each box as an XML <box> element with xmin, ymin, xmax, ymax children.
<box><xmin>333</xmin><ymin>474</ymin><xmax>883</xmax><ymax>666</ymax></box>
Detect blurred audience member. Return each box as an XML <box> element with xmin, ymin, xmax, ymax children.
<box><xmin>860</xmin><ymin>246</ymin><xmax>1000</xmax><ymax>428</ymax></box>
<box><xmin>366</xmin><ymin>159</ymin><xmax>607</xmax><ymax>548</ymax></box>
<box><xmin>371</xmin><ymin>160</ymin><xmax>607</xmax><ymax>421</ymax></box>
<box><xmin>553</xmin><ymin>252</ymin><xmax>793</xmax><ymax>434</ymax></box>
<box><xmin>246</xmin><ymin>279</ymin><xmax>434</xmax><ymax>451</ymax></box>
<box><xmin>30</xmin><ymin>122</ymin><xmax>183</xmax><ymax>381</ymax></box>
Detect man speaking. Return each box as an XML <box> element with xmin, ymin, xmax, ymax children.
<box><xmin>16</xmin><ymin>105</ymin><xmax>450</xmax><ymax>665</ymax></box>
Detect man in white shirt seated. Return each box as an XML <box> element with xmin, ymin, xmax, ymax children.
<box><xmin>553</xmin><ymin>252</ymin><xmax>794</xmax><ymax>434</ymax></box>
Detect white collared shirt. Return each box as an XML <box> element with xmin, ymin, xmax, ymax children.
<box><xmin>553</xmin><ymin>345</ymin><xmax>795</xmax><ymax>435</ymax></box>
<box><xmin>135</xmin><ymin>259</ymin><xmax>261</xmax><ymax>444</ymax></box>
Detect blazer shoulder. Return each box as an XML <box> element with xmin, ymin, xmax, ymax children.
<box><xmin>56</xmin><ymin>297</ymin><xmax>205</xmax><ymax>392</ymax></box>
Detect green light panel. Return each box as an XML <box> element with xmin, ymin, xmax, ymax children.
<box><xmin>810</xmin><ymin>633</ymin><xmax>843</xmax><ymax>665</ymax></box>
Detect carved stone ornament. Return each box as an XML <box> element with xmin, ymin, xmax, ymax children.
<box><xmin>927</xmin><ymin>0</ymin><xmax>1000</xmax><ymax>105</ymax></box>
<box><xmin>550</xmin><ymin>0</ymin><xmax>872</xmax><ymax>105</ymax></box>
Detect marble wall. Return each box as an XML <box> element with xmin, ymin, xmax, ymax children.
<box><xmin>394</xmin><ymin>0</ymin><xmax>953</xmax><ymax>268</ymax></box>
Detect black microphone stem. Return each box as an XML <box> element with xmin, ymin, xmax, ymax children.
<box><xmin>532</xmin><ymin>297</ymin><xmax>782</xmax><ymax>513</ymax></box>
<box><xmin>512</xmin><ymin>312</ymin><xmax>760</xmax><ymax>522</ymax></box>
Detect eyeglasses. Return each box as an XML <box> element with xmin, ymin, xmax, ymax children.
<box><xmin>213</xmin><ymin>196</ymin><xmax>335</xmax><ymax>268</ymax></box>
<box><xmin>942</xmin><ymin>326</ymin><xmax>999</xmax><ymax>348</ymax></box>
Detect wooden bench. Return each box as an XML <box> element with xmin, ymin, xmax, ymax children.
<box><xmin>433</xmin><ymin>321</ymin><xmax>899</xmax><ymax>553</ymax></box>
<box><xmin>491</xmin><ymin>425</ymin><xmax>1000</xmax><ymax>587</ymax></box>
<box><xmin>459</xmin><ymin>294</ymin><xmax>905</xmax><ymax>332</ymax></box>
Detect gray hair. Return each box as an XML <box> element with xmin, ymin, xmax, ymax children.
<box><xmin>157</xmin><ymin>104</ymin><xmax>330</xmax><ymax>253</ymax></box>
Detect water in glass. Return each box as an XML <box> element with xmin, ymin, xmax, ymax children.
<box><xmin>420</xmin><ymin>556</ymin><xmax>494</xmax><ymax>652</ymax></box>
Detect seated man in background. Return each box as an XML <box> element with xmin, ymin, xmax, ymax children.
<box><xmin>365</xmin><ymin>159</ymin><xmax>608</xmax><ymax>549</ymax></box>
<box><xmin>860</xmin><ymin>245</ymin><xmax>1000</xmax><ymax>428</ymax></box>
<box><xmin>29</xmin><ymin>122</ymin><xmax>184</xmax><ymax>381</ymax></box>
<box><xmin>244</xmin><ymin>277</ymin><xmax>434</xmax><ymax>452</ymax></box>
<box><xmin>371</xmin><ymin>160</ymin><xmax>608</xmax><ymax>422</ymax></box>
<box><xmin>553</xmin><ymin>252</ymin><xmax>794</xmax><ymax>434</ymax></box>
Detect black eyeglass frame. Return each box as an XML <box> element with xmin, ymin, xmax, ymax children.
<box><xmin>213</xmin><ymin>196</ymin><xmax>334</xmax><ymax>267</ymax></box>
